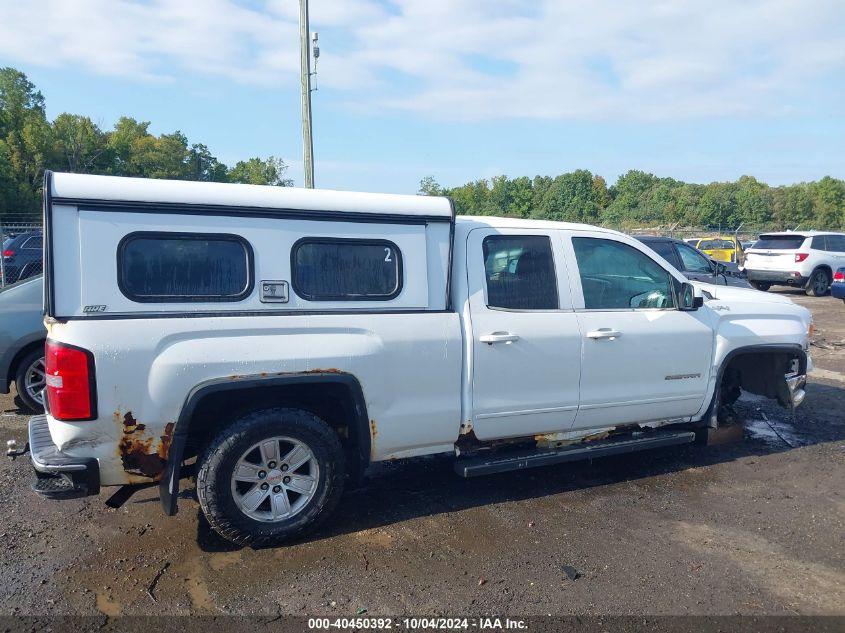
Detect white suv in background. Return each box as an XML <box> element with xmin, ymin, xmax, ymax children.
<box><xmin>745</xmin><ymin>231</ymin><xmax>845</xmax><ymax>296</ymax></box>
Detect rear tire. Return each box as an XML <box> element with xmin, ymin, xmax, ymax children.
<box><xmin>805</xmin><ymin>269</ymin><xmax>830</xmax><ymax>297</ymax></box>
<box><xmin>15</xmin><ymin>348</ymin><xmax>45</xmax><ymax>414</ymax></box>
<box><xmin>750</xmin><ymin>281</ymin><xmax>770</xmax><ymax>291</ymax></box>
<box><xmin>197</xmin><ymin>407</ymin><xmax>346</xmax><ymax>547</ymax></box>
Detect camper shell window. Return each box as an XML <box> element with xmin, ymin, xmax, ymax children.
<box><xmin>292</xmin><ymin>238</ymin><xmax>402</xmax><ymax>301</ymax></box>
<box><xmin>118</xmin><ymin>232</ymin><xmax>253</xmax><ymax>302</ymax></box>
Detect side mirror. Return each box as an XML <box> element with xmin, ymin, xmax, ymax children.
<box><xmin>679</xmin><ymin>282</ymin><xmax>704</xmax><ymax>311</ymax></box>
<box><xmin>711</xmin><ymin>260</ymin><xmax>726</xmax><ymax>275</ymax></box>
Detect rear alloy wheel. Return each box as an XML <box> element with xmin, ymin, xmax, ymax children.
<box><xmin>230</xmin><ymin>437</ymin><xmax>320</xmax><ymax>522</ymax></box>
<box><xmin>805</xmin><ymin>269</ymin><xmax>830</xmax><ymax>297</ymax></box>
<box><xmin>197</xmin><ymin>408</ymin><xmax>345</xmax><ymax>547</ymax></box>
<box><xmin>750</xmin><ymin>281</ymin><xmax>771</xmax><ymax>291</ymax></box>
<box><xmin>15</xmin><ymin>348</ymin><xmax>45</xmax><ymax>413</ymax></box>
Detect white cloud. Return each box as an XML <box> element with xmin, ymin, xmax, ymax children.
<box><xmin>0</xmin><ymin>0</ymin><xmax>842</xmax><ymax>120</ymax></box>
<box><xmin>0</xmin><ymin>0</ymin><xmax>298</xmax><ymax>83</ymax></box>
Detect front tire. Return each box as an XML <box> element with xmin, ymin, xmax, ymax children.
<box><xmin>197</xmin><ymin>408</ymin><xmax>346</xmax><ymax>547</ymax></box>
<box><xmin>750</xmin><ymin>281</ymin><xmax>770</xmax><ymax>291</ymax></box>
<box><xmin>15</xmin><ymin>348</ymin><xmax>45</xmax><ymax>413</ymax></box>
<box><xmin>805</xmin><ymin>269</ymin><xmax>830</xmax><ymax>297</ymax></box>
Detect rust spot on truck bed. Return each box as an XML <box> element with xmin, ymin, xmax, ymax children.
<box><xmin>121</xmin><ymin>411</ymin><xmax>145</xmax><ymax>433</ymax></box>
<box><xmin>116</xmin><ymin>411</ymin><xmax>174</xmax><ymax>480</ymax></box>
<box><xmin>227</xmin><ymin>368</ymin><xmax>345</xmax><ymax>381</ymax></box>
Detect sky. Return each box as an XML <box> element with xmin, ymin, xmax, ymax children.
<box><xmin>0</xmin><ymin>0</ymin><xmax>843</xmax><ymax>193</ymax></box>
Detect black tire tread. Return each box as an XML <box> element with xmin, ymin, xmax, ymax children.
<box><xmin>805</xmin><ymin>269</ymin><xmax>830</xmax><ymax>297</ymax></box>
<box><xmin>14</xmin><ymin>347</ymin><xmax>44</xmax><ymax>414</ymax></box>
<box><xmin>196</xmin><ymin>407</ymin><xmax>345</xmax><ymax>547</ymax></box>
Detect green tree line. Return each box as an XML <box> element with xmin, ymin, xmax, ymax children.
<box><xmin>0</xmin><ymin>67</ymin><xmax>292</xmax><ymax>221</ymax></box>
<box><xmin>420</xmin><ymin>168</ymin><xmax>845</xmax><ymax>231</ymax></box>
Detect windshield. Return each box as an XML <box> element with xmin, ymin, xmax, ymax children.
<box><xmin>753</xmin><ymin>235</ymin><xmax>806</xmax><ymax>250</ymax></box>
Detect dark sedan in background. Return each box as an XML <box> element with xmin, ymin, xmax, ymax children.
<box><xmin>636</xmin><ymin>235</ymin><xmax>751</xmax><ymax>288</ymax></box>
<box><xmin>2</xmin><ymin>231</ymin><xmax>43</xmax><ymax>285</ymax></box>
<box><xmin>0</xmin><ymin>275</ymin><xmax>45</xmax><ymax>412</ymax></box>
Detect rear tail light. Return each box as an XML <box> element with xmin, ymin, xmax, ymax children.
<box><xmin>834</xmin><ymin>270</ymin><xmax>845</xmax><ymax>282</ymax></box>
<box><xmin>45</xmin><ymin>340</ymin><xmax>97</xmax><ymax>421</ymax></box>
<box><xmin>794</xmin><ymin>253</ymin><xmax>809</xmax><ymax>262</ymax></box>
<box><xmin>2</xmin><ymin>249</ymin><xmax>14</xmax><ymax>257</ymax></box>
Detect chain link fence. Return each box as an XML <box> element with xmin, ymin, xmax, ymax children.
<box><xmin>0</xmin><ymin>216</ymin><xmax>44</xmax><ymax>288</ymax></box>
<box><xmin>626</xmin><ymin>224</ymin><xmax>785</xmax><ymax>241</ymax></box>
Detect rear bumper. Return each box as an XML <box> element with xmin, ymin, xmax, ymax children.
<box><xmin>832</xmin><ymin>284</ymin><xmax>845</xmax><ymax>300</ymax></box>
<box><xmin>746</xmin><ymin>269</ymin><xmax>808</xmax><ymax>286</ymax></box>
<box><xmin>29</xmin><ymin>415</ymin><xmax>99</xmax><ymax>499</ymax></box>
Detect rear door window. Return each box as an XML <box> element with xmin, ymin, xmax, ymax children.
<box><xmin>482</xmin><ymin>235</ymin><xmax>558</xmax><ymax>310</ymax></box>
<box><xmin>754</xmin><ymin>235</ymin><xmax>807</xmax><ymax>250</ymax></box>
<box><xmin>811</xmin><ymin>235</ymin><xmax>828</xmax><ymax>251</ymax></box>
<box><xmin>676</xmin><ymin>243</ymin><xmax>714</xmax><ymax>273</ymax></box>
<box><xmin>118</xmin><ymin>232</ymin><xmax>253</xmax><ymax>302</ymax></box>
<box><xmin>21</xmin><ymin>235</ymin><xmax>42</xmax><ymax>250</ymax></box>
<box><xmin>642</xmin><ymin>241</ymin><xmax>682</xmax><ymax>269</ymax></box>
<box><xmin>292</xmin><ymin>238</ymin><xmax>402</xmax><ymax>301</ymax></box>
<box><xmin>826</xmin><ymin>235</ymin><xmax>845</xmax><ymax>253</ymax></box>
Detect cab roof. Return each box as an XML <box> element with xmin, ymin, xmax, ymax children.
<box><xmin>455</xmin><ymin>215</ymin><xmax>612</xmax><ymax>233</ymax></box>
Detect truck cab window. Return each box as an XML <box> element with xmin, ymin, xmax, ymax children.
<box><xmin>572</xmin><ymin>237</ymin><xmax>675</xmax><ymax>310</ymax></box>
<box><xmin>482</xmin><ymin>235</ymin><xmax>558</xmax><ymax>310</ymax></box>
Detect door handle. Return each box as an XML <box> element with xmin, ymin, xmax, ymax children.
<box><xmin>586</xmin><ymin>328</ymin><xmax>622</xmax><ymax>340</ymax></box>
<box><xmin>480</xmin><ymin>332</ymin><xmax>520</xmax><ymax>345</ymax></box>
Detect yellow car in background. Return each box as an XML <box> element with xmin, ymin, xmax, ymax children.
<box><xmin>689</xmin><ymin>236</ymin><xmax>744</xmax><ymax>264</ymax></box>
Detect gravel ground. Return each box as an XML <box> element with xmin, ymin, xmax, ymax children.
<box><xmin>0</xmin><ymin>288</ymin><xmax>843</xmax><ymax>618</ymax></box>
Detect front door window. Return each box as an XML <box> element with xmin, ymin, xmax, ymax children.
<box><xmin>572</xmin><ymin>237</ymin><xmax>675</xmax><ymax>310</ymax></box>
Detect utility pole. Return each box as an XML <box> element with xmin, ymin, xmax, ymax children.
<box><xmin>299</xmin><ymin>0</ymin><xmax>315</xmax><ymax>188</ymax></box>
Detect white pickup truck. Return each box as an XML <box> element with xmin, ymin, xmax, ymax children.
<box><xmin>21</xmin><ymin>172</ymin><xmax>812</xmax><ymax>546</ymax></box>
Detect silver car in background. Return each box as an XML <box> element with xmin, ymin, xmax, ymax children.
<box><xmin>0</xmin><ymin>276</ymin><xmax>45</xmax><ymax>412</ymax></box>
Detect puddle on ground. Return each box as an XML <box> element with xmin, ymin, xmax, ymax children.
<box><xmin>181</xmin><ymin>557</ymin><xmax>217</xmax><ymax>612</ymax></box>
<box><xmin>208</xmin><ymin>550</ymin><xmax>242</xmax><ymax>572</ymax></box>
<box><xmin>745</xmin><ymin>417</ymin><xmax>807</xmax><ymax>448</ymax></box>
<box><xmin>95</xmin><ymin>591</ymin><xmax>122</xmax><ymax>617</ymax></box>
<box><xmin>352</xmin><ymin>527</ymin><xmax>394</xmax><ymax>548</ymax></box>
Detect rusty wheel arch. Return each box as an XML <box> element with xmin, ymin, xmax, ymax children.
<box><xmin>159</xmin><ymin>371</ymin><xmax>371</xmax><ymax>516</ymax></box>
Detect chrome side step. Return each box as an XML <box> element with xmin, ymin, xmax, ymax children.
<box><xmin>455</xmin><ymin>430</ymin><xmax>697</xmax><ymax>478</ymax></box>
